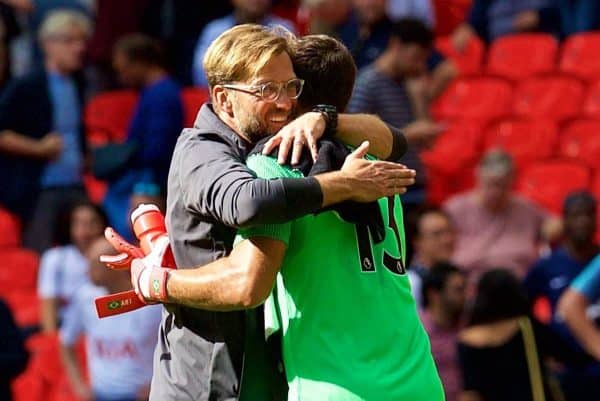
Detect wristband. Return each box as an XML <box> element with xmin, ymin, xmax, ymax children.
<box><xmin>312</xmin><ymin>104</ymin><xmax>338</xmax><ymax>138</ymax></box>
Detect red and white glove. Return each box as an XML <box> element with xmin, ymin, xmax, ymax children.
<box><xmin>101</xmin><ymin>227</ymin><xmax>171</xmax><ymax>303</ymax></box>
<box><xmin>129</xmin><ymin>236</ymin><xmax>171</xmax><ymax>303</ymax></box>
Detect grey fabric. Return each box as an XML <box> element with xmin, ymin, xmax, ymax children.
<box><xmin>151</xmin><ymin>104</ymin><xmax>323</xmax><ymax>401</ymax></box>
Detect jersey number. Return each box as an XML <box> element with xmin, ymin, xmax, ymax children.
<box><xmin>355</xmin><ymin>196</ymin><xmax>405</xmax><ymax>275</ymax></box>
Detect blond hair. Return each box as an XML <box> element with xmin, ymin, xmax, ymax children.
<box><xmin>38</xmin><ymin>9</ymin><xmax>92</xmax><ymax>42</ymax></box>
<box><xmin>203</xmin><ymin>24</ymin><xmax>291</xmax><ymax>89</ymax></box>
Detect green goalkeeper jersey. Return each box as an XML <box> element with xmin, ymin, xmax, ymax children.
<box><xmin>236</xmin><ymin>154</ymin><xmax>444</xmax><ymax>401</ymax></box>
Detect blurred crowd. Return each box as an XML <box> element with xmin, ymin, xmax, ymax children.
<box><xmin>1</xmin><ymin>1</ymin><xmax>600</xmax><ymax>401</ymax></box>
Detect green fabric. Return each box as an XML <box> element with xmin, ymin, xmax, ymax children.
<box><xmin>237</xmin><ymin>155</ymin><xmax>444</xmax><ymax>401</ymax></box>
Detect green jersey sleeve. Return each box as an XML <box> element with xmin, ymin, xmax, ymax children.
<box><xmin>235</xmin><ymin>155</ymin><xmax>305</xmax><ymax>246</ymax></box>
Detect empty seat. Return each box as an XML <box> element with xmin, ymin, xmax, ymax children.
<box><xmin>431</xmin><ymin>77</ymin><xmax>513</xmax><ymax>122</ymax></box>
<box><xmin>517</xmin><ymin>160</ymin><xmax>591</xmax><ymax>214</ymax></box>
<box><xmin>181</xmin><ymin>87</ymin><xmax>209</xmax><ymax>127</ymax></box>
<box><xmin>435</xmin><ymin>35</ymin><xmax>485</xmax><ymax>76</ymax></box>
<box><xmin>483</xmin><ymin>118</ymin><xmax>558</xmax><ymax>170</ymax></box>
<box><xmin>559</xmin><ymin>33</ymin><xmax>600</xmax><ymax>81</ymax></box>
<box><xmin>5</xmin><ymin>291</ymin><xmax>39</xmax><ymax>327</ymax></box>
<box><xmin>423</xmin><ymin>121</ymin><xmax>482</xmax><ymax>205</ymax></box>
<box><xmin>486</xmin><ymin>34</ymin><xmax>558</xmax><ymax>81</ymax></box>
<box><xmin>513</xmin><ymin>76</ymin><xmax>584</xmax><ymax>122</ymax></box>
<box><xmin>0</xmin><ymin>248</ymin><xmax>39</xmax><ymax>291</ymax></box>
<box><xmin>84</xmin><ymin>90</ymin><xmax>138</xmax><ymax>145</ymax></box>
<box><xmin>582</xmin><ymin>80</ymin><xmax>600</xmax><ymax>118</ymax></box>
<box><xmin>559</xmin><ymin>119</ymin><xmax>600</xmax><ymax>169</ymax></box>
<box><xmin>0</xmin><ymin>207</ymin><xmax>20</xmax><ymax>247</ymax></box>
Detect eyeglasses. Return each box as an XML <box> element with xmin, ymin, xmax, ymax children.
<box><xmin>222</xmin><ymin>78</ymin><xmax>304</xmax><ymax>102</ymax></box>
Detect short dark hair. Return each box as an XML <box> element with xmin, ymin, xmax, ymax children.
<box><xmin>389</xmin><ymin>18</ymin><xmax>433</xmax><ymax>48</ymax></box>
<box><xmin>421</xmin><ymin>262</ymin><xmax>461</xmax><ymax>308</ymax></box>
<box><xmin>467</xmin><ymin>269</ymin><xmax>530</xmax><ymax>326</ymax></box>
<box><xmin>114</xmin><ymin>33</ymin><xmax>165</xmax><ymax>68</ymax></box>
<box><xmin>407</xmin><ymin>206</ymin><xmax>451</xmax><ymax>240</ymax></box>
<box><xmin>292</xmin><ymin>35</ymin><xmax>357</xmax><ymax>112</ymax></box>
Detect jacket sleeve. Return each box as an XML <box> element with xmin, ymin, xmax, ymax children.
<box><xmin>177</xmin><ymin>134</ymin><xmax>323</xmax><ymax>228</ymax></box>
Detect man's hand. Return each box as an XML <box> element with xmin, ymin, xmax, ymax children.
<box><xmin>37</xmin><ymin>132</ymin><xmax>63</xmax><ymax>160</ymax></box>
<box><xmin>262</xmin><ymin>112</ymin><xmax>325</xmax><ymax>165</ymax></box>
<box><xmin>403</xmin><ymin>120</ymin><xmax>444</xmax><ymax>148</ymax></box>
<box><xmin>340</xmin><ymin>141</ymin><xmax>416</xmax><ymax>202</ymax></box>
<box><xmin>129</xmin><ymin>236</ymin><xmax>171</xmax><ymax>303</ymax></box>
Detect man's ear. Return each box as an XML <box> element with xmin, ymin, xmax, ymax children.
<box><xmin>212</xmin><ymin>85</ymin><xmax>233</xmax><ymax>115</ymax></box>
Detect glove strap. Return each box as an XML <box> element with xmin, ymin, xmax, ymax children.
<box><xmin>147</xmin><ymin>267</ymin><xmax>169</xmax><ymax>302</ymax></box>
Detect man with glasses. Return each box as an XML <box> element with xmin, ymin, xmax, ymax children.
<box><xmin>126</xmin><ymin>24</ymin><xmax>414</xmax><ymax>401</ymax></box>
<box><xmin>128</xmin><ymin>29</ymin><xmax>437</xmax><ymax>401</ymax></box>
<box><xmin>0</xmin><ymin>10</ymin><xmax>91</xmax><ymax>253</ymax></box>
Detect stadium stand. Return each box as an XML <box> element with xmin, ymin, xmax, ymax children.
<box><xmin>483</xmin><ymin>118</ymin><xmax>558</xmax><ymax>171</ymax></box>
<box><xmin>0</xmin><ymin>207</ymin><xmax>20</xmax><ymax>248</ymax></box>
<box><xmin>431</xmin><ymin>76</ymin><xmax>512</xmax><ymax>121</ymax></box>
<box><xmin>516</xmin><ymin>160</ymin><xmax>591</xmax><ymax>214</ymax></box>
<box><xmin>422</xmin><ymin>120</ymin><xmax>482</xmax><ymax>204</ymax></box>
<box><xmin>559</xmin><ymin>32</ymin><xmax>600</xmax><ymax>81</ymax></box>
<box><xmin>559</xmin><ymin>118</ymin><xmax>600</xmax><ymax>170</ymax></box>
<box><xmin>582</xmin><ymin>79</ymin><xmax>600</xmax><ymax>118</ymax></box>
<box><xmin>83</xmin><ymin>90</ymin><xmax>138</xmax><ymax>146</ymax></box>
<box><xmin>486</xmin><ymin>34</ymin><xmax>558</xmax><ymax>81</ymax></box>
<box><xmin>513</xmin><ymin>76</ymin><xmax>584</xmax><ymax>122</ymax></box>
<box><xmin>181</xmin><ymin>87</ymin><xmax>209</xmax><ymax>128</ymax></box>
<box><xmin>435</xmin><ymin>35</ymin><xmax>485</xmax><ymax>76</ymax></box>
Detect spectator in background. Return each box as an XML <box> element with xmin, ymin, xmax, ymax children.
<box><xmin>524</xmin><ymin>191</ymin><xmax>600</xmax><ymax>401</ymax></box>
<box><xmin>103</xmin><ymin>33</ymin><xmax>182</xmax><ymax>241</ymax></box>
<box><xmin>192</xmin><ymin>0</ymin><xmax>296</xmax><ymax>87</ymax></box>
<box><xmin>0</xmin><ymin>10</ymin><xmax>91</xmax><ymax>253</ymax></box>
<box><xmin>451</xmin><ymin>0</ymin><xmax>559</xmax><ymax>50</ymax></box>
<box><xmin>558</xmin><ymin>255</ymin><xmax>600</xmax><ymax>399</ymax></box>
<box><xmin>444</xmin><ymin>150</ymin><xmax>551</xmax><ymax>281</ymax></box>
<box><xmin>347</xmin><ymin>18</ymin><xmax>443</xmax><ymax>206</ymax></box>
<box><xmin>60</xmin><ymin>236</ymin><xmax>161</xmax><ymax>401</ymax></box>
<box><xmin>37</xmin><ymin>201</ymin><xmax>107</xmax><ymax>333</ymax></box>
<box><xmin>408</xmin><ymin>207</ymin><xmax>456</xmax><ymax>306</ymax></box>
<box><xmin>420</xmin><ymin>262</ymin><xmax>466</xmax><ymax>401</ymax></box>
<box><xmin>0</xmin><ymin>298</ymin><xmax>29</xmax><ymax>401</ymax></box>
<box><xmin>458</xmin><ymin>269</ymin><xmax>585</xmax><ymax>401</ymax></box>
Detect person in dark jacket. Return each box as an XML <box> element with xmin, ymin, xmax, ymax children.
<box><xmin>0</xmin><ymin>9</ymin><xmax>91</xmax><ymax>253</ymax></box>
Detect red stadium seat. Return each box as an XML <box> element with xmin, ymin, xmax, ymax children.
<box><xmin>486</xmin><ymin>34</ymin><xmax>558</xmax><ymax>81</ymax></box>
<box><xmin>517</xmin><ymin>160</ymin><xmax>591</xmax><ymax>214</ymax></box>
<box><xmin>582</xmin><ymin>80</ymin><xmax>600</xmax><ymax>118</ymax></box>
<box><xmin>0</xmin><ymin>207</ymin><xmax>20</xmax><ymax>247</ymax></box>
<box><xmin>84</xmin><ymin>90</ymin><xmax>138</xmax><ymax>145</ymax></box>
<box><xmin>483</xmin><ymin>118</ymin><xmax>558</xmax><ymax>170</ymax></box>
<box><xmin>4</xmin><ymin>291</ymin><xmax>39</xmax><ymax>327</ymax></box>
<box><xmin>83</xmin><ymin>173</ymin><xmax>107</xmax><ymax>204</ymax></box>
<box><xmin>559</xmin><ymin>33</ymin><xmax>600</xmax><ymax>81</ymax></box>
<box><xmin>513</xmin><ymin>76</ymin><xmax>584</xmax><ymax>122</ymax></box>
<box><xmin>181</xmin><ymin>87</ymin><xmax>209</xmax><ymax>127</ymax></box>
<box><xmin>558</xmin><ymin>119</ymin><xmax>600</xmax><ymax>169</ymax></box>
<box><xmin>432</xmin><ymin>0</ymin><xmax>473</xmax><ymax>36</ymax></box>
<box><xmin>0</xmin><ymin>248</ymin><xmax>39</xmax><ymax>291</ymax></box>
<box><xmin>435</xmin><ymin>35</ymin><xmax>485</xmax><ymax>76</ymax></box>
<box><xmin>422</xmin><ymin>121</ymin><xmax>483</xmax><ymax>205</ymax></box>
<box><xmin>431</xmin><ymin>77</ymin><xmax>513</xmax><ymax>122</ymax></box>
